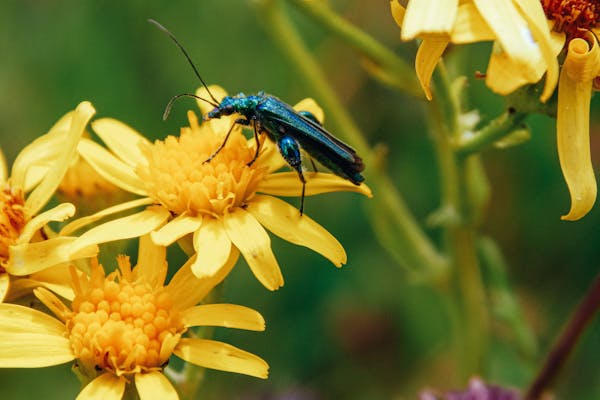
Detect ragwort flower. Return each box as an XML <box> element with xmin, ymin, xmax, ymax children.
<box><xmin>541</xmin><ymin>0</ymin><xmax>600</xmax><ymax>220</ymax></box>
<box><xmin>63</xmin><ymin>86</ymin><xmax>371</xmax><ymax>291</ymax></box>
<box><xmin>390</xmin><ymin>0</ymin><xmax>563</xmax><ymax>102</ymax></box>
<box><xmin>0</xmin><ymin>235</ymin><xmax>268</xmax><ymax>399</ymax></box>
<box><xmin>0</xmin><ymin>102</ymin><xmax>98</xmax><ymax>302</ymax></box>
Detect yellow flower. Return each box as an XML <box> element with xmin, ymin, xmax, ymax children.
<box><xmin>390</xmin><ymin>0</ymin><xmax>563</xmax><ymax>102</ymax></box>
<box><xmin>0</xmin><ymin>102</ymin><xmax>98</xmax><ymax>302</ymax></box>
<box><xmin>541</xmin><ymin>0</ymin><xmax>600</xmax><ymax>220</ymax></box>
<box><xmin>63</xmin><ymin>86</ymin><xmax>371</xmax><ymax>291</ymax></box>
<box><xmin>0</xmin><ymin>235</ymin><xmax>268</xmax><ymax>399</ymax></box>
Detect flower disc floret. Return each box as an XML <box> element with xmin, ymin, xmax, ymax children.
<box><xmin>137</xmin><ymin>113</ymin><xmax>268</xmax><ymax>217</ymax></box>
<box><xmin>543</xmin><ymin>0</ymin><xmax>600</xmax><ymax>36</ymax></box>
<box><xmin>0</xmin><ymin>185</ymin><xmax>26</xmax><ymax>265</ymax></box>
<box><xmin>67</xmin><ymin>257</ymin><xmax>184</xmax><ymax>375</ymax></box>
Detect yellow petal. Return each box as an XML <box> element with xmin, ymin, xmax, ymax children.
<box><xmin>174</xmin><ymin>338</ymin><xmax>269</xmax><ymax>379</ymax></box>
<box><xmin>151</xmin><ymin>213</ymin><xmax>202</xmax><ymax>246</ymax></box>
<box><xmin>69</xmin><ymin>207</ymin><xmax>170</xmax><ymax>256</ymax></box>
<box><xmin>0</xmin><ymin>148</ymin><xmax>7</xmax><ymax>183</ymax></box>
<box><xmin>60</xmin><ymin>197</ymin><xmax>154</xmax><ymax>235</ymax></box>
<box><xmin>134</xmin><ymin>234</ymin><xmax>167</xmax><ymax>288</ymax></box>
<box><xmin>256</xmin><ymin>138</ymin><xmax>286</xmax><ymax>173</ymax></box>
<box><xmin>0</xmin><ymin>272</ymin><xmax>8</xmax><ymax>303</ymax></box>
<box><xmin>76</xmin><ymin>373</ymin><xmax>126</xmax><ymax>400</ymax></box>
<box><xmin>247</xmin><ymin>195</ymin><xmax>346</xmax><ymax>266</ymax></box>
<box><xmin>486</xmin><ymin>41</ymin><xmax>539</xmax><ymax>95</ymax></box>
<box><xmin>557</xmin><ymin>38</ymin><xmax>598</xmax><ymax>221</ymax></box>
<box><xmin>224</xmin><ymin>209</ymin><xmax>284</xmax><ymax>291</ymax></box>
<box><xmin>473</xmin><ymin>0</ymin><xmax>540</xmax><ymax>79</ymax></box>
<box><xmin>0</xmin><ymin>304</ymin><xmax>73</xmax><ymax>367</ymax></box>
<box><xmin>512</xmin><ymin>0</ymin><xmax>562</xmax><ymax>101</ymax></box>
<box><xmin>18</xmin><ymin>203</ymin><xmax>75</xmax><ymax>244</ymax></box>
<box><xmin>415</xmin><ymin>39</ymin><xmax>449</xmax><ymax>101</ymax></box>
<box><xmin>293</xmin><ymin>98</ymin><xmax>325</xmax><ymax>124</ymax></box>
<box><xmin>451</xmin><ymin>3</ymin><xmax>495</xmax><ymax>43</ymax></box>
<box><xmin>24</xmin><ymin>165</ymin><xmax>48</xmax><ymax>193</ymax></box>
<box><xmin>8</xmin><ymin>265</ymin><xmax>76</xmax><ymax>302</ymax></box>
<box><xmin>78</xmin><ymin>138</ymin><xmax>148</xmax><ymax>196</ymax></box>
<box><xmin>135</xmin><ymin>372</ymin><xmax>178</xmax><ymax>400</ymax></box>
<box><xmin>191</xmin><ymin>217</ymin><xmax>232</xmax><ymax>279</ymax></box>
<box><xmin>389</xmin><ymin>0</ymin><xmax>406</xmax><ymax>29</ymax></box>
<box><xmin>26</xmin><ymin>101</ymin><xmax>96</xmax><ymax>216</ymax></box>
<box><xmin>182</xmin><ymin>304</ymin><xmax>265</xmax><ymax>331</ymax></box>
<box><xmin>7</xmin><ymin>237</ymin><xmax>98</xmax><ymax>276</ymax></box>
<box><xmin>92</xmin><ymin>118</ymin><xmax>151</xmax><ymax>167</ymax></box>
<box><xmin>258</xmin><ymin>172</ymin><xmax>372</xmax><ymax>197</ymax></box>
<box><xmin>166</xmin><ymin>247</ymin><xmax>239</xmax><ymax>310</ymax></box>
<box><xmin>401</xmin><ymin>0</ymin><xmax>458</xmax><ymax>41</ymax></box>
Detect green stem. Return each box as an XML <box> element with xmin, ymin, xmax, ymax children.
<box><xmin>430</xmin><ymin>65</ymin><xmax>489</xmax><ymax>376</ymax></box>
<box><xmin>288</xmin><ymin>0</ymin><xmax>422</xmax><ymax>97</ymax></box>
<box><xmin>256</xmin><ymin>0</ymin><xmax>447</xmax><ymax>277</ymax></box>
<box><xmin>455</xmin><ymin>110</ymin><xmax>527</xmax><ymax>158</ymax></box>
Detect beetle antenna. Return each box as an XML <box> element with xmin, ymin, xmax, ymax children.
<box><xmin>148</xmin><ymin>19</ymin><xmax>220</xmax><ymax>106</ymax></box>
<box><xmin>163</xmin><ymin>93</ymin><xmax>217</xmax><ymax>120</ymax></box>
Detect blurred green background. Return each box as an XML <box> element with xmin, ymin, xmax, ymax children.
<box><xmin>1</xmin><ymin>1</ymin><xmax>599</xmax><ymax>399</ymax></box>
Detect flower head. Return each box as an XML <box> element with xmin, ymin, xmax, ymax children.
<box><xmin>391</xmin><ymin>0</ymin><xmax>563</xmax><ymax>102</ymax></box>
<box><xmin>0</xmin><ymin>102</ymin><xmax>98</xmax><ymax>302</ymax></box>
<box><xmin>0</xmin><ymin>236</ymin><xmax>268</xmax><ymax>399</ymax></box>
<box><xmin>64</xmin><ymin>86</ymin><xmax>371</xmax><ymax>290</ymax></box>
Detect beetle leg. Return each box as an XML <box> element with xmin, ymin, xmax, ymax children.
<box><xmin>277</xmin><ymin>135</ymin><xmax>307</xmax><ymax>215</ymax></box>
<box><xmin>204</xmin><ymin>117</ymin><xmax>248</xmax><ymax>164</ymax></box>
<box><xmin>247</xmin><ymin>118</ymin><xmax>262</xmax><ymax>167</ymax></box>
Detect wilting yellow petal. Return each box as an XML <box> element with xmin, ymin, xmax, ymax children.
<box><xmin>401</xmin><ymin>0</ymin><xmax>458</xmax><ymax>41</ymax></box>
<box><xmin>247</xmin><ymin>195</ymin><xmax>347</xmax><ymax>266</ymax></box>
<box><xmin>69</xmin><ymin>206</ymin><xmax>170</xmax><ymax>256</ymax></box>
<box><xmin>76</xmin><ymin>373</ymin><xmax>126</xmax><ymax>400</ymax></box>
<box><xmin>151</xmin><ymin>213</ymin><xmax>202</xmax><ymax>246</ymax></box>
<box><xmin>167</xmin><ymin>247</ymin><xmax>239</xmax><ymax>310</ymax></box>
<box><xmin>451</xmin><ymin>3</ymin><xmax>495</xmax><ymax>43</ymax></box>
<box><xmin>474</xmin><ymin>0</ymin><xmax>540</xmax><ymax>80</ymax></box>
<box><xmin>258</xmin><ymin>172</ymin><xmax>372</xmax><ymax>197</ymax></box>
<box><xmin>7</xmin><ymin>237</ymin><xmax>98</xmax><ymax>276</ymax></box>
<box><xmin>134</xmin><ymin>234</ymin><xmax>167</xmax><ymax>288</ymax></box>
<box><xmin>92</xmin><ymin>118</ymin><xmax>151</xmax><ymax>167</ymax></box>
<box><xmin>26</xmin><ymin>101</ymin><xmax>95</xmax><ymax>216</ymax></box>
<box><xmin>486</xmin><ymin>41</ymin><xmax>540</xmax><ymax>95</ymax></box>
<box><xmin>224</xmin><ymin>209</ymin><xmax>284</xmax><ymax>291</ymax></box>
<box><xmin>174</xmin><ymin>338</ymin><xmax>269</xmax><ymax>379</ymax></box>
<box><xmin>182</xmin><ymin>304</ymin><xmax>265</xmax><ymax>331</ymax></box>
<box><xmin>78</xmin><ymin>138</ymin><xmax>148</xmax><ymax>196</ymax></box>
<box><xmin>135</xmin><ymin>372</ymin><xmax>178</xmax><ymax>400</ymax></box>
<box><xmin>18</xmin><ymin>203</ymin><xmax>75</xmax><ymax>244</ymax></box>
<box><xmin>390</xmin><ymin>0</ymin><xmax>406</xmax><ymax>29</ymax></box>
<box><xmin>190</xmin><ymin>218</ymin><xmax>231</xmax><ymax>279</ymax></box>
<box><xmin>512</xmin><ymin>0</ymin><xmax>562</xmax><ymax>101</ymax></box>
<box><xmin>0</xmin><ymin>273</ymin><xmax>8</xmax><ymax>303</ymax></box>
<box><xmin>415</xmin><ymin>38</ymin><xmax>449</xmax><ymax>101</ymax></box>
<box><xmin>0</xmin><ymin>304</ymin><xmax>73</xmax><ymax>367</ymax></box>
<box><xmin>293</xmin><ymin>98</ymin><xmax>325</xmax><ymax>124</ymax></box>
<box><xmin>60</xmin><ymin>197</ymin><xmax>154</xmax><ymax>235</ymax></box>
<box><xmin>557</xmin><ymin>37</ymin><xmax>599</xmax><ymax>221</ymax></box>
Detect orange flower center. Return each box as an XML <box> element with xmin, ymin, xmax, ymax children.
<box><xmin>0</xmin><ymin>185</ymin><xmax>26</xmax><ymax>268</ymax></box>
<box><xmin>66</xmin><ymin>257</ymin><xmax>184</xmax><ymax>376</ymax></box>
<box><xmin>136</xmin><ymin>111</ymin><xmax>268</xmax><ymax>218</ymax></box>
<box><xmin>542</xmin><ymin>0</ymin><xmax>600</xmax><ymax>37</ymax></box>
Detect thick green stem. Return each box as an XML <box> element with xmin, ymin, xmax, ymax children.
<box><xmin>256</xmin><ymin>0</ymin><xmax>447</xmax><ymax>277</ymax></box>
<box><xmin>288</xmin><ymin>0</ymin><xmax>422</xmax><ymax>97</ymax></box>
<box><xmin>430</xmin><ymin>66</ymin><xmax>489</xmax><ymax>377</ymax></box>
<box><xmin>455</xmin><ymin>110</ymin><xmax>527</xmax><ymax>158</ymax></box>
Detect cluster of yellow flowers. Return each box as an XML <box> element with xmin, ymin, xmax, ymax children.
<box><xmin>0</xmin><ymin>87</ymin><xmax>371</xmax><ymax>398</ymax></box>
<box><xmin>392</xmin><ymin>0</ymin><xmax>600</xmax><ymax>221</ymax></box>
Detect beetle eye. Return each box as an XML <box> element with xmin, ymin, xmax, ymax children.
<box><xmin>224</xmin><ymin>105</ymin><xmax>235</xmax><ymax>114</ymax></box>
